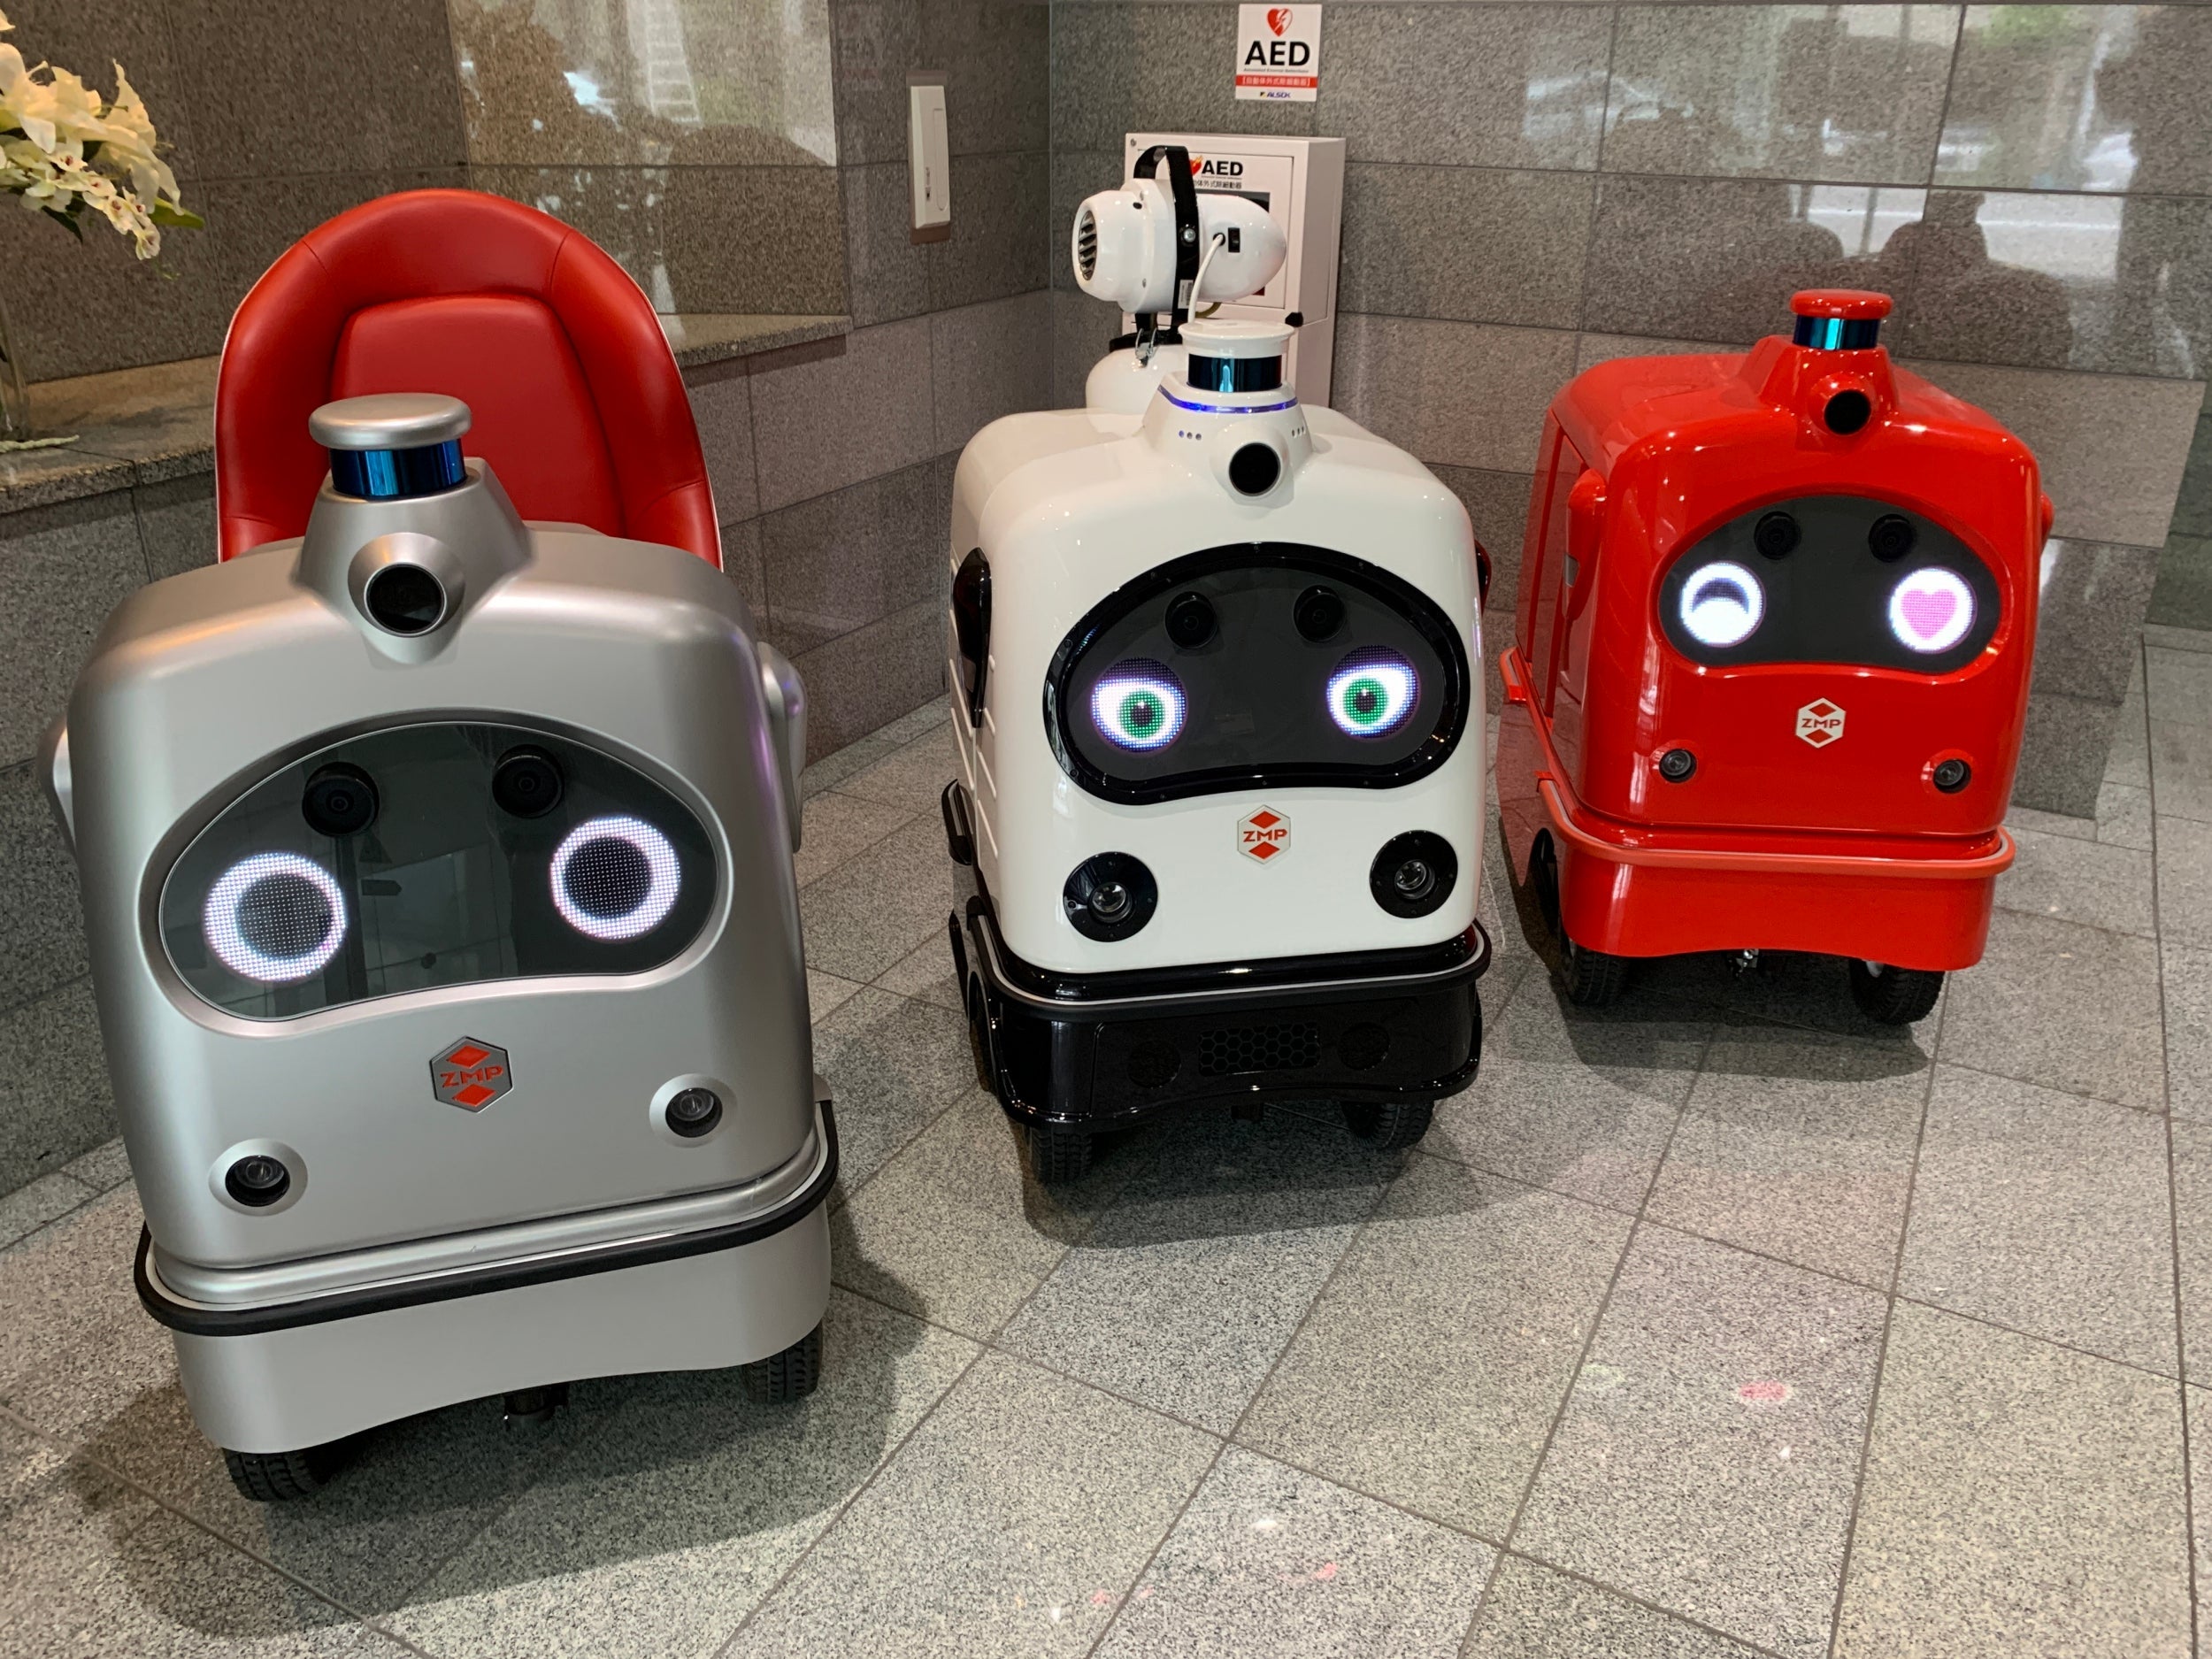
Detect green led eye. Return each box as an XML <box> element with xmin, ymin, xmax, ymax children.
<box><xmin>1091</xmin><ymin>659</ymin><xmax>1187</xmax><ymax>751</ymax></box>
<box><xmin>1326</xmin><ymin>650</ymin><xmax>1417</xmax><ymax>739</ymax></box>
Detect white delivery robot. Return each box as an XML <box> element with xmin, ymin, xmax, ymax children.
<box><xmin>46</xmin><ymin>396</ymin><xmax>832</xmax><ymax>1498</ymax></box>
<box><xmin>941</xmin><ymin>146</ymin><xmax>1492</xmax><ymax>1183</ymax></box>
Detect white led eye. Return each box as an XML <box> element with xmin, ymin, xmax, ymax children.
<box><xmin>1091</xmin><ymin>660</ymin><xmax>1187</xmax><ymax>751</ymax></box>
<box><xmin>551</xmin><ymin>815</ymin><xmax>681</xmax><ymax>941</ymax></box>
<box><xmin>1887</xmin><ymin>566</ymin><xmax>1975</xmax><ymax>654</ymax></box>
<box><xmin>1678</xmin><ymin>560</ymin><xmax>1765</xmax><ymax>649</ymax></box>
<box><xmin>1327</xmin><ymin>649</ymin><xmax>1418</xmax><ymax>738</ymax></box>
<box><xmin>204</xmin><ymin>852</ymin><xmax>348</xmax><ymax>983</ymax></box>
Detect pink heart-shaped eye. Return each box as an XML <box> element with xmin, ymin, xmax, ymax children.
<box><xmin>1901</xmin><ymin>588</ymin><xmax>1957</xmax><ymax>638</ymax></box>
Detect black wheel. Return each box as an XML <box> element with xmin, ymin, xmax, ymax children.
<box><xmin>1344</xmin><ymin>1097</ymin><xmax>1435</xmax><ymax>1150</ymax></box>
<box><xmin>223</xmin><ymin>1444</ymin><xmax>341</xmax><ymax>1502</ymax></box>
<box><xmin>503</xmin><ymin>1382</ymin><xmax>567</xmax><ymax>1431</ymax></box>
<box><xmin>744</xmin><ymin>1322</ymin><xmax>825</xmax><ymax>1404</ymax></box>
<box><xmin>1531</xmin><ymin>830</ymin><xmax>1630</xmax><ymax>1008</ymax></box>
<box><xmin>1027</xmin><ymin>1121</ymin><xmax>1094</xmax><ymax>1185</ymax></box>
<box><xmin>1847</xmin><ymin>959</ymin><xmax>1943</xmax><ymax>1025</ymax></box>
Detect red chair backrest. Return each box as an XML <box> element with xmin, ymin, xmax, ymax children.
<box><xmin>215</xmin><ymin>189</ymin><xmax>720</xmax><ymax>568</ymax></box>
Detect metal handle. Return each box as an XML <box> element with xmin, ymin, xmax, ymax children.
<box><xmin>757</xmin><ymin>643</ymin><xmax>806</xmax><ymax>853</ymax></box>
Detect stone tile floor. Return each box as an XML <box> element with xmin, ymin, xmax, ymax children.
<box><xmin>4</xmin><ymin>636</ymin><xmax>2211</xmax><ymax>1657</ymax></box>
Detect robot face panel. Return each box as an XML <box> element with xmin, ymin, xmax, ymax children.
<box><xmin>160</xmin><ymin>721</ymin><xmax>717</xmax><ymax>1020</ymax></box>
<box><xmin>1657</xmin><ymin>495</ymin><xmax>2000</xmax><ymax>674</ymax></box>
<box><xmin>1046</xmin><ymin>544</ymin><xmax>1471</xmax><ymax>804</ymax></box>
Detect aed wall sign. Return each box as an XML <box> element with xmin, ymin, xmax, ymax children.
<box><xmin>1235</xmin><ymin>5</ymin><xmax>1320</xmax><ymax>102</ymax></box>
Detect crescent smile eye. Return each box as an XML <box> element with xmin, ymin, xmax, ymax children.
<box><xmin>1678</xmin><ymin>559</ymin><xmax>1766</xmax><ymax>649</ymax></box>
<box><xmin>1327</xmin><ymin>648</ymin><xmax>1417</xmax><ymax>737</ymax></box>
<box><xmin>1091</xmin><ymin>660</ymin><xmax>1187</xmax><ymax>750</ymax></box>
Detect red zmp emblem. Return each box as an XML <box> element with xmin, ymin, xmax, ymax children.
<box><xmin>1240</xmin><ymin>807</ymin><xmax>1290</xmax><ymax>862</ymax></box>
<box><xmin>1795</xmin><ymin>698</ymin><xmax>1847</xmax><ymax>749</ymax></box>
<box><xmin>432</xmin><ymin>1037</ymin><xmax>512</xmax><ymax>1111</ymax></box>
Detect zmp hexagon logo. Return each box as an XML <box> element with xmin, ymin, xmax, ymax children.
<box><xmin>431</xmin><ymin>1037</ymin><xmax>512</xmax><ymax>1111</ymax></box>
<box><xmin>1795</xmin><ymin>698</ymin><xmax>1847</xmax><ymax>749</ymax></box>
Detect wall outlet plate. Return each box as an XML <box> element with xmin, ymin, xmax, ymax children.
<box><xmin>910</xmin><ymin>73</ymin><xmax>951</xmax><ymax>242</ymax></box>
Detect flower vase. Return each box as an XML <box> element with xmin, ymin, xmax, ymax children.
<box><xmin>0</xmin><ymin>286</ymin><xmax>28</xmax><ymax>442</ymax></box>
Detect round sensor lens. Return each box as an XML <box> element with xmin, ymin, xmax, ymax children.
<box><xmin>1753</xmin><ymin>511</ymin><xmax>1800</xmax><ymax>559</ymax></box>
<box><xmin>1869</xmin><ymin>513</ymin><xmax>1916</xmax><ymax>562</ymax></box>
<box><xmin>551</xmin><ymin>815</ymin><xmax>681</xmax><ymax>941</ymax></box>
<box><xmin>1370</xmin><ymin>831</ymin><xmax>1457</xmax><ymax>918</ymax></box>
<box><xmin>1677</xmin><ymin>560</ymin><xmax>1766</xmax><ymax>650</ymax></box>
<box><xmin>1327</xmin><ymin>648</ymin><xmax>1418</xmax><ymax>739</ymax></box>
<box><xmin>225</xmin><ymin>1155</ymin><xmax>291</xmax><ymax>1208</ymax></box>
<box><xmin>493</xmin><ymin>747</ymin><xmax>565</xmax><ymax>818</ymax></box>
<box><xmin>302</xmin><ymin>763</ymin><xmax>378</xmax><ymax>836</ymax></box>
<box><xmin>1825</xmin><ymin>390</ymin><xmax>1873</xmax><ymax>434</ymax></box>
<box><xmin>362</xmin><ymin>563</ymin><xmax>448</xmax><ymax>634</ymax></box>
<box><xmin>1164</xmin><ymin>592</ymin><xmax>1217</xmax><ymax>649</ymax></box>
<box><xmin>1227</xmin><ymin>442</ymin><xmax>1282</xmax><ymax>496</ymax></box>
<box><xmin>1090</xmin><ymin>660</ymin><xmax>1187</xmax><ymax>751</ymax></box>
<box><xmin>1294</xmin><ymin>586</ymin><xmax>1346</xmax><ymax>641</ymax></box>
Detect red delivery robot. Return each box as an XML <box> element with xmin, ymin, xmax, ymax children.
<box><xmin>1497</xmin><ymin>289</ymin><xmax>2047</xmax><ymax>1024</ymax></box>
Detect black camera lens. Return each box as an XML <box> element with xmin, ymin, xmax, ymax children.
<box><xmin>1294</xmin><ymin>585</ymin><xmax>1346</xmax><ymax>641</ymax></box>
<box><xmin>1869</xmin><ymin>513</ymin><xmax>1916</xmax><ymax>562</ymax></box>
<box><xmin>1370</xmin><ymin>831</ymin><xmax>1457</xmax><ymax>918</ymax></box>
<box><xmin>493</xmin><ymin>747</ymin><xmax>565</xmax><ymax>818</ymax></box>
<box><xmin>1228</xmin><ymin>442</ymin><xmax>1282</xmax><ymax>496</ymax></box>
<box><xmin>1932</xmin><ymin>757</ymin><xmax>1971</xmax><ymax>794</ymax></box>
<box><xmin>225</xmin><ymin>1154</ymin><xmax>291</xmax><ymax>1208</ymax></box>
<box><xmin>1753</xmin><ymin>511</ymin><xmax>1800</xmax><ymax>559</ymax></box>
<box><xmin>1658</xmin><ymin>748</ymin><xmax>1697</xmax><ymax>782</ymax></box>
<box><xmin>1824</xmin><ymin>390</ymin><xmax>1873</xmax><ymax>434</ymax></box>
<box><xmin>1064</xmin><ymin>852</ymin><xmax>1157</xmax><ymax>941</ymax></box>
<box><xmin>302</xmin><ymin>763</ymin><xmax>378</xmax><ymax>836</ymax></box>
<box><xmin>665</xmin><ymin>1087</ymin><xmax>723</xmax><ymax>1138</ymax></box>
<box><xmin>362</xmin><ymin>563</ymin><xmax>448</xmax><ymax>634</ymax></box>
<box><xmin>1165</xmin><ymin>591</ymin><xmax>1217</xmax><ymax>649</ymax></box>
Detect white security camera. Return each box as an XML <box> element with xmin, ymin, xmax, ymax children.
<box><xmin>1071</xmin><ymin>179</ymin><xmax>1286</xmax><ymax>315</ymax></box>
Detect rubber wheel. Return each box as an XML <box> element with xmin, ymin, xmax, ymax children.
<box><xmin>1531</xmin><ymin>830</ymin><xmax>1631</xmax><ymax>1008</ymax></box>
<box><xmin>223</xmin><ymin>1444</ymin><xmax>340</xmax><ymax>1502</ymax></box>
<box><xmin>1027</xmin><ymin>1122</ymin><xmax>1094</xmax><ymax>1185</ymax></box>
<box><xmin>1847</xmin><ymin>960</ymin><xmax>1943</xmax><ymax>1025</ymax></box>
<box><xmin>744</xmin><ymin>1322</ymin><xmax>825</xmax><ymax>1404</ymax></box>
<box><xmin>1344</xmin><ymin>1098</ymin><xmax>1435</xmax><ymax>1150</ymax></box>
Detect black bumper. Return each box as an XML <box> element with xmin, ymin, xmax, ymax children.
<box><xmin>943</xmin><ymin>787</ymin><xmax>1489</xmax><ymax>1131</ymax></box>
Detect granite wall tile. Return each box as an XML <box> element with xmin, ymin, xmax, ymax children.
<box><xmin>1049</xmin><ymin>3</ymin><xmax>1316</xmax><ymax>153</ymax></box>
<box><xmin>1317</xmin><ymin>3</ymin><xmax>1613</xmax><ymax>171</ymax></box>
<box><xmin>1938</xmin><ymin>4</ymin><xmax>2212</xmax><ymax>198</ymax></box>
<box><xmin>761</xmin><ymin>457</ymin><xmax>953</xmax><ymax>653</ymax></box>
<box><xmin>833</xmin><ymin>0</ymin><xmax>922</xmax><ymax>165</ymax></box>
<box><xmin>1575</xmin><ymin>331</ymin><xmax>1745</xmax><ymax>374</ymax></box>
<box><xmin>720</xmin><ymin>515</ymin><xmax>767</xmax><ymax>621</ymax></box>
<box><xmin>175</xmin><ymin>0</ymin><xmax>464</xmax><ymax>179</ymax></box>
<box><xmin>1902</xmin><ymin>357</ymin><xmax>2205</xmax><ymax>549</ymax></box>
<box><xmin>841</xmin><ymin>162</ymin><xmax>937</xmax><ymax>326</ymax></box>
<box><xmin>749</xmin><ymin>319</ymin><xmax>936</xmax><ymax>511</ymax></box>
<box><xmin>1601</xmin><ymin>5</ymin><xmax>1960</xmax><ymax>186</ymax></box>
<box><xmin>930</xmin><ymin>151</ymin><xmax>1050</xmax><ymax>311</ymax></box>
<box><xmin>792</xmin><ymin>597</ymin><xmax>945</xmax><ymax>758</ymax></box>
<box><xmin>1340</xmin><ymin>165</ymin><xmax>1594</xmax><ymax>329</ymax></box>
<box><xmin>0</xmin><ymin>978</ymin><xmax>115</xmax><ymax>1194</ymax></box>
<box><xmin>1430</xmin><ymin>464</ymin><xmax>1534</xmax><ymax>619</ymax></box>
<box><xmin>0</xmin><ymin>764</ymin><xmax>85</xmax><ymax>1019</ymax></box>
<box><xmin>2032</xmin><ymin>536</ymin><xmax>2161</xmax><ymax>704</ymax></box>
<box><xmin>1893</xmin><ymin>190</ymin><xmax>2212</xmax><ymax>380</ymax></box>
<box><xmin>1052</xmin><ymin>288</ymin><xmax>1121</xmax><ymax>409</ymax></box>
<box><xmin>0</xmin><ymin>494</ymin><xmax>150</xmax><ymax>768</ymax></box>
<box><xmin>687</xmin><ymin>368</ymin><xmax>760</xmax><ymax>526</ymax></box>
<box><xmin>931</xmin><ymin>291</ymin><xmax>1053</xmax><ymax>454</ymax></box>
<box><xmin>926</xmin><ymin>0</ymin><xmax>1049</xmax><ymax>157</ymax></box>
<box><xmin>131</xmin><ymin>474</ymin><xmax>218</xmax><ymax>584</ymax></box>
<box><xmin>1332</xmin><ymin>313</ymin><xmax>1578</xmax><ymax>473</ymax></box>
<box><xmin>450</xmin><ymin>0</ymin><xmax>837</xmax><ymax>168</ymax></box>
<box><xmin>1581</xmin><ymin>173</ymin><xmax>1923</xmax><ymax>345</ymax></box>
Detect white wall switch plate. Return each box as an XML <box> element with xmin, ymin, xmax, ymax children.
<box><xmin>909</xmin><ymin>76</ymin><xmax>950</xmax><ymax>242</ymax></box>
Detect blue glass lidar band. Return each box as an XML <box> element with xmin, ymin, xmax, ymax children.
<box><xmin>1187</xmin><ymin>353</ymin><xmax>1283</xmax><ymax>393</ymax></box>
<box><xmin>329</xmin><ymin>439</ymin><xmax>466</xmax><ymax>501</ymax></box>
<box><xmin>1793</xmin><ymin>315</ymin><xmax>1882</xmax><ymax>350</ymax></box>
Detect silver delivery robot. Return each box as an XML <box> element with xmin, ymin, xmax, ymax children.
<box><xmin>46</xmin><ymin>395</ymin><xmax>832</xmax><ymax>1499</ymax></box>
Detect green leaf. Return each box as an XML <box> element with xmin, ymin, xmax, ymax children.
<box><xmin>149</xmin><ymin>201</ymin><xmax>204</xmax><ymax>229</ymax></box>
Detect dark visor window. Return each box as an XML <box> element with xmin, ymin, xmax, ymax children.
<box><xmin>1658</xmin><ymin>495</ymin><xmax>2002</xmax><ymax>673</ymax></box>
<box><xmin>159</xmin><ymin>721</ymin><xmax>716</xmax><ymax>1021</ymax></box>
<box><xmin>1046</xmin><ymin>544</ymin><xmax>1471</xmax><ymax>804</ymax></box>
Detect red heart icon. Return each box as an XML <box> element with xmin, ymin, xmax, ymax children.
<box><xmin>1901</xmin><ymin>587</ymin><xmax>1956</xmax><ymax>639</ymax></box>
<box><xmin>1268</xmin><ymin>6</ymin><xmax>1292</xmax><ymax>35</ymax></box>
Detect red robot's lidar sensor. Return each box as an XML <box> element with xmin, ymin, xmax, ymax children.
<box><xmin>1499</xmin><ymin>289</ymin><xmax>2048</xmax><ymax>1023</ymax></box>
